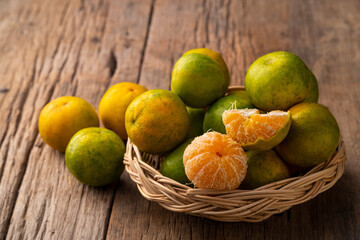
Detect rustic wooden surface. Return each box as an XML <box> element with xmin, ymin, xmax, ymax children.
<box><xmin>0</xmin><ymin>0</ymin><xmax>359</xmax><ymax>239</ymax></box>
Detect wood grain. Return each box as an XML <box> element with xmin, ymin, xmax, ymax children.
<box><xmin>0</xmin><ymin>0</ymin><xmax>153</xmax><ymax>239</ymax></box>
<box><xmin>0</xmin><ymin>0</ymin><xmax>359</xmax><ymax>239</ymax></box>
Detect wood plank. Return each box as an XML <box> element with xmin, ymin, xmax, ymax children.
<box><xmin>107</xmin><ymin>0</ymin><xmax>360</xmax><ymax>239</ymax></box>
<box><xmin>0</xmin><ymin>0</ymin><xmax>153</xmax><ymax>239</ymax></box>
<box><xmin>0</xmin><ymin>1</ymin><xmax>64</xmax><ymax>237</ymax></box>
<box><xmin>0</xmin><ymin>0</ymin><xmax>359</xmax><ymax>239</ymax></box>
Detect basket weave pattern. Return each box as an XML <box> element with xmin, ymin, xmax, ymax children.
<box><xmin>123</xmin><ymin>87</ymin><xmax>346</xmax><ymax>222</ymax></box>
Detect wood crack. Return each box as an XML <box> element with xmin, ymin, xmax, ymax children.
<box><xmin>225</xmin><ymin>0</ymin><xmax>231</xmax><ymax>39</ymax></box>
<box><xmin>136</xmin><ymin>0</ymin><xmax>155</xmax><ymax>84</ymax></box>
<box><xmin>49</xmin><ymin>56</ymin><xmax>69</xmax><ymax>100</ymax></box>
<box><xmin>193</xmin><ymin>17</ymin><xmax>199</xmax><ymax>45</ymax></box>
<box><xmin>2</xmin><ymin>132</ymin><xmax>38</xmax><ymax>239</ymax></box>
<box><xmin>42</xmin><ymin>13</ymin><xmax>68</xmax><ymax>87</ymax></box>
<box><xmin>99</xmin><ymin>0</ymin><xmax>113</xmax><ymax>94</ymax></box>
<box><xmin>13</xmin><ymin>196</ymin><xmax>30</xmax><ymax>240</ymax></box>
<box><xmin>34</xmin><ymin>200</ymin><xmax>47</xmax><ymax>239</ymax></box>
<box><xmin>103</xmin><ymin>183</ymin><xmax>117</xmax><ymax>240</ymax></box>
<box><xmin>69</xmin><ymin>186</ymin><xmax>85</xmax><ymax>238</ymax></box>
<box><xmin>203</xmin><ymin>0</ymin><xmax>210</xmax><ymax>44</ymax></box>
<box><xmin>0</xmin><ymin>141</ymin><xmax>10</xmax><ymax>183</ymax></box>
<box><xmin>59</xmin><ymin>2</ymin><xmax>70</xmax><ymax>25</ymax></box>
<box><xmin>37</xmin><ymin>36</ymin><xmax>48</xmax><ymax>81</ymax></box>
<box><xmin>13</xmin><ymin>52</ymin><xmax>38</xmax><ymax>137</ymax></box>
<box><xmin>0</xmin><ymin>88</ymin><xmax>9</xmax><ymax>93</ymax></box>
<box><xmin>0</xmin><ymin>105</ymin><xmax>12</xmax><ymax>146</ymax></box>
<box><xmin>99</xmin><ymin>1</ymin><xmax>109</xmax><ymax>45</ymax></box>
<box><xmin>108</xmin><ymin>49</ymin><xmax>117</xmax><ymax>79</ymax></box>
<box><xmin>102</xmin><ymin>48</ymin><xmax>117</xmax><ymax>94</ymax></box>
<box><xmin>168</xmin><ymin>56</ymin><xmax>174</xmax><ymax>89</ymax></box>
<box><xmin>70</xmin><ymin>5</ymin><xmax>90</xmax><ymax>96</ymax></box>
<box><xmin>70</xmin><ymin>33</ymin><xmax>86</xmax><ymax>96</ymax></box>
<box><xmin>247</xmin><ymin>29</ymin><xmax>256</xmax><ymax>57</ymax></box>
<box><xmin>0</xmin><ymin>2</ymin><xmax>72</xmax><ymax>237</ymax></box>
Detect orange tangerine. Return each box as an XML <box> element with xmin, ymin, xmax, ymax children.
<box><xmin>245</xmin><ymin>51</ymin><xmax>318</xmax><ymax>111</ymax></box>
<box><xmin>276</xmin><ymin>102</ymin><xmax>340</xmax><ymax>167</ymax></box>
<box><xmin>222</xmin><ymin>109</ymin><xmax>291</xmax><ymax>150</ymax></box>
<box><xmin>38</xmin><ymin>96</ymin><xmax>99</xmax><ymax>152</ymax></box>
<box><xmin>125</xmin><ymin>89</ymin><xmax>189</xmax><ymax>154</ymax></box>
<box><xmin>183</xmin><ymin>132</ymin><xmax>247</xmax><ymax>190</ymax></box>
<box><xmin>99</xmin><ymin>82</ymin><xmax>147</xmax><ymax>140</ymax></box>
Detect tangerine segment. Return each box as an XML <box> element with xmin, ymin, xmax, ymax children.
<box><xmin>183</xmin><ymin>132</ymin><xmax>247</xmax><ymax>190</ymax></box>
<box><xmin>222</xmin><ymin>109</ymin><xmax>291</xmax><ymax>150</ymax></box>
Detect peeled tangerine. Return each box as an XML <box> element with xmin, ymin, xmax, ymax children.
<box><xmin>183</xmin><ymin>132</ymin><xmax>247</xmax><ymax>190</ymax></box>
<box><xmin>222</xmin><ymin>109</ymin><xmax>291</xmax><ymax>150</ymax></box>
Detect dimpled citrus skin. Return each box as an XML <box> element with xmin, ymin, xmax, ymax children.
<box><xmin>276</xmin><ymin>103</ymin><xmax>340</xmax><ymax>168</ymax></box>
<box><xmin>241</xmin><ymin>150</ymin><xmax>290</xmax><ymax>189</ymax></box>
<box><xmin>125</xmin><ymin>89</ymin><xmax>189</xmax><ymax>154</ymax></box>
<box><xmin>99</xmin><ymin>82</ymin><xmax>147</xmax><ymax>140</ymax></box>
<box><xmin>183</xmin><ymin>132</ymin><xmax>247</xmax><ymax>190</ymax></box>
<box><xmin>303</xmin><ymin>71</ymin><xmax>319</xmax><ymax>102</ymax></box>
<box><xmin>38</xmin><ymin>96</ymin><xmax>99</xmax><ymax>152</ymax></box>
<box><xmin>171</xmin><ymin>51</ymin><xmax>229</xmax><ymax>108</ymax></box>
<box><xmin>65</xmin><ymin>127</ymin><xmax>125</xmax><ymax>187</ymax></box>
<box><xmin>184</xmin><ymin>48</ymin><xmax>230</xmax><ymax>91</ymax></box>
<box><xmin>245</xmin><ymin>51</ymin><xmax>318</xmax><ymax>111</ymax></box>
<box><xmin>203</xmin><ymin>94</ymin><xmax>253</xmax><ymax>134</ymax></box>
<box><xmin>222</xmin><ymin>109</ymin><xmax>291</xmax><ymax>150</ymax></box>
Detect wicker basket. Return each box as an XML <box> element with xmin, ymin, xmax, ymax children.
<box><xmin>123</xmin><ymin>86</ymin><xmax>346</xmax><ymax>222</ymax></box>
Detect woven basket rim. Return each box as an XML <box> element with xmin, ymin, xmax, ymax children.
<box><xmin>123</xmin><ymin>86</ymin><xmax>347</xmax><ymax>222</ymax></box>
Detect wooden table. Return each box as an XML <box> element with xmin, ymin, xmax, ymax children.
<box><xmin>0</xmin><ymin>0</ymin><xmax>359</xmax><ymax>239</ymax></box>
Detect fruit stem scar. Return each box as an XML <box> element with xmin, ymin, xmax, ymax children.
<box><xmin>216</xmin><ymin>152</ymin><xmax>222</xmax><ymax>157</ymax></box>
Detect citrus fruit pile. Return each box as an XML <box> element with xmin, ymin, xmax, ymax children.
<box><xmin>38</xmin><ymin>82</ymin><xmax>147</xmax><ymax>186</ymax></box>
<box><xmin>38</xmin><ymin>48</ymin><xmax>340</xmax><ymax>192</ymax></box>
<box><xmin>160</xmin><ymin>49</ymin><xmax>340</xmax><ymax>190</ymax></box>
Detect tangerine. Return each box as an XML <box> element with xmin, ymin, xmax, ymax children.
<box><xmin>125</xmin><ymin>89</ymin><xmax>189</xmax><ymax>154</ymax></box>
<box><xmin>99</xmin><ymin>82</ymin><xmax>147</xmax><ymax>140</ymax></box>
<box><xmin>245</xmin><ymin>51</ymin><xmax>318</xmax><ymax>111</ymax></box>
<box><xmin>38</xmin><ymin>96</ymin><xmax>99</xmax><ymax>152</ymax></box>
<box><xmin>65</xmin><ymin>127</ymin><xmax>125</xmax><ymax>187</ymax></box>
<box><xmin>222</xmin><ymin>109</ymin><xmax>291</xmax><ymax>150</ymax></box>
<box><xmin>183</xmin><ymin>132</ymin><xmax>247</xmax><ymax>190</ymax></box>
<box><xmin>303</xmin><ymin>71</ymin><xmax>319</xmax><ymax>102</ymax></box>
<box><xmin>241</xmin><ymin>150</ymin><xmax>290</xmax><ymax>189</ymax></box>
<box><xmin>171</xmin><ymin>48</ymin><xmax>229</xmax><ymax>108</ymax></box>
<box><xmin>276</xmin><ymin>102</ymin><xmax>340</xmax><ymax>167</ymax></box>
<box><xmin>184</xmin><ymin>48</ymin><xmax>230</xmax><ymax>86</ymax></box>
<box><xmin>203</xmin><ymin>94</ymin><xmax>253</xmax><ymax>134</ymax></box>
